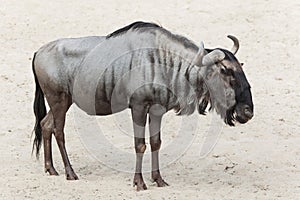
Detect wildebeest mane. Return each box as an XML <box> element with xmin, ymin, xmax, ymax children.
<box><xmin>106</xmin><ymin>21</ymin><xmax>161</xmax><ymax>38</ymax></box>
<box><xmin>106</xmin><ymin>21</ymin><xmax>198</xmax><ymax>50</ymax></box>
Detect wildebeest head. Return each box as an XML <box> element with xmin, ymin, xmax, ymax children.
<box><xmin>193</xmin><ymin>36</ymin><xmax>253</xmax><ymax>126</ymax></box>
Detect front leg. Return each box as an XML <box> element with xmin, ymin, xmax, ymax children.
<box><xmin>149</xmin><ymin>108</ymin><xmax>169</xmax><ymax>187</ymax></box>
<box><xmin>131</xmin><ymin>105</ymin><xmax>147</xmax><ymax>191</ymax></box>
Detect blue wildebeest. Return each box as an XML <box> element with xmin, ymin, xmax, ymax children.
<box><xmin>32</xmin><ymin>22</ymin><xmax>253</xmax><ymax>190</ymax></box>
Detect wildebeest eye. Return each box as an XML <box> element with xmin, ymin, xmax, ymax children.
<box><xmin>220</xmin><ymin>67</ymin><xmax>227</xmax><ymax>74</ymax></box>
<box><xmin>220</xmin><ymin>64</ymin><xmax>234</xmax><ymax>76</ymax></box>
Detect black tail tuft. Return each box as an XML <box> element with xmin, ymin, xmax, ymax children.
<box><xmin>32</xmin><ymin>52</ymin><xmax>46</xmax><ymax>158</ymax></box>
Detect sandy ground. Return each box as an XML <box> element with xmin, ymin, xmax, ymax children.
<box><xmin>0</xmin><ymin>0</ymin><xmax>300</xmax><ymax>199</ymax></box>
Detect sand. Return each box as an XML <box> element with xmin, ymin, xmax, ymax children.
<box><xmin>0</xmin><ymin>0</ymin><xmax>299</xmax><ymax>199</ymax></box>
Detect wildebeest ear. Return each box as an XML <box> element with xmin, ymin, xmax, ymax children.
<box><xmin>192</xmin><ymin>42</ymin><xmax>205</xmax><ymax>67</ymax></box>
<box><xmin>202</xmin><ymin>49</ymin><xmax>225</xmax><ymax>66</ymax></box>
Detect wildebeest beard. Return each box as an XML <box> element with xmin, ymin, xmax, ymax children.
<box><xmin>198</xmin><ymin>91</ymin><xmax>236</xmax><ymax>126</ymax></box>
<box><xmin>225</xmin><ymin>106</ymin><xmax>235</xmax><ymax>126</ymax></box>
<box><xmin>175</xmin><ymin>73</ymin><xmax>237</xmax><ymax>126</ymax></box>
<box><xmin>197</xmin><ymin>74</ymin><xmax>237</xmax><ymax>126</ymax></box>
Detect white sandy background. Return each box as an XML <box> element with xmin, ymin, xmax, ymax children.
<box><xmin>0</xmin><ymin>0</ymin><xmax>299</xmax><ymax>199</ymax></box>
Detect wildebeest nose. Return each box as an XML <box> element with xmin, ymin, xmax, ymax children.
<box><xmin>244</xmin><ymin>105</ymin><xmax>253</xmax><ymax>119</ymax></box>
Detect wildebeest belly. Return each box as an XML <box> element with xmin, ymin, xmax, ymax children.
<box><xmin>73</xmin><ymin>65</ymin><xmax>177</xmax><ymax>116</ymax></box>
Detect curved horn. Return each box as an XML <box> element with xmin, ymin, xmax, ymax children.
<box><xmin>202</xmin><ymin>50</ymin><xmax>225</xmax><ymax>66</ymax></box>
<box><xmin>192</xmin><ymin>41</ymin><xmax>205</xmax><ymax>67</ymax></box>
<box><xmin>227</xmin><ymin>35</ymin><xmax>239</xmax><ymax>55</ymax></box>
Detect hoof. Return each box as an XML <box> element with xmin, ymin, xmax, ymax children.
<box><xmin>152</xmin><ymin>170</ymin><xmax>169</xmax><ymax>187</ymax></box>
<box><xmin>134</xmin><ymin>181</ymin><xmax>147</xmax><ymax>191</ymax></box>
<box><xmin>155</xmin><ymin>179</ymin><xmax>169</xmax><ymax>187</ymax></box>
<box><xmin>66</xmin><ymin>170</ymin><xmax>79</xmax><ymax>180</ymax></box>
<box><xmin>45</xmin><ymin>167</ymin><xmax>59</xmax><ymax>176</ymax></box>
<box><xmin>66</xmin><ymin>174</ymin><xmax>79</xmax><ymax>180</ymax></box>
<box><xmin>133</xmin><ymin>173</ymin><xmax>147</xmax><ymax>191</ymax></box>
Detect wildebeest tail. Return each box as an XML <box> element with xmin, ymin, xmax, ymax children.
<box><xmin>32</xmin><ymin>52</ymin><xmax>46</xmax><ymax>158</ymax></box>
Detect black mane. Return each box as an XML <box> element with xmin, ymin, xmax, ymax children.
<box><xmin>106</xmin><ymin>21</ymin><xmax>198</xmax><ymax>50</ymax></box>
<box><xmin>106</xmin><ymin>21</ymin><xmax>161</xmax><ymax>38</ymax></box>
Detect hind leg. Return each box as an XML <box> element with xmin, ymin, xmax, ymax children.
<box><xmin>47</xmin><ymin>92</ymin><xmax>78</xmax><ymax>180</ymax></box>
<box><xmin>41</xmin><ymin>111</ymin><xmax>58</xmax><ymax>175</ymax></box>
